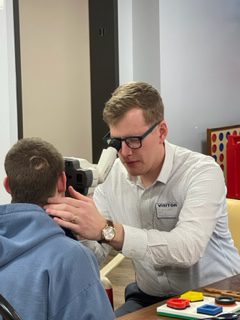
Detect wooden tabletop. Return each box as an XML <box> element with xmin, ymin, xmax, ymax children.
<box><xmin>116</xmin><ymin>274</ymin><xmax>240</xmax><ymax>320</ymax></box>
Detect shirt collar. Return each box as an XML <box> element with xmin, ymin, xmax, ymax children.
<box><xmin>156</xmin><ymin>140</ymin><xmax>175</xmax><ymax>184</ymax></box>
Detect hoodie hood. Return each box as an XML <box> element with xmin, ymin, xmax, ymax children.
<box><xmin>0</xmin><ymin>203</ymin><xmax>64</xmax><ymax>267</ymax></box>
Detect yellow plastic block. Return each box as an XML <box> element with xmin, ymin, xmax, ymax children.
<box><xmin>180</xmin><ymin>291</ymin><xmax>204</xmax><ymax>302</ymax></box>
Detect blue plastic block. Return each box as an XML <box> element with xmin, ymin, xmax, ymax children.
<box><xmin>197</xmin><ymin>304</ymin><xmax>223</xmax><ymax>316</ymax></box>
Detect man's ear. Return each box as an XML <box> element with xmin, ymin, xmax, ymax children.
<box><xmin>3</xmin><ymin>177</ymin><xmax>11</xmax><ymax>194</ymax></box>
<box><xmin>57</xmin><ymin>172</ymin><xmax>67</xmax><ymax>194</ymax></box>
<box><xmin>158</xmin><ymin>120</ymin><xmax>168</xmax><ymax>142</ymax></box>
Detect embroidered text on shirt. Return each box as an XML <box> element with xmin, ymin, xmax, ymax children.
<box><xmin>156</xmin><ymin>203</ymin><xmax>177</xmax><ymax>208</ymax></box>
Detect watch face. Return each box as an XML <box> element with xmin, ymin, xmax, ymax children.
<box><xmin>103</xmin><ymin>226</ymin><xmax>116</xmax><ymax>241</ymax></box>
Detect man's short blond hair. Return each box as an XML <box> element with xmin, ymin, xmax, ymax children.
<box><xmin>103</xmin><ymin>81</ymin><xmax>164</xmax><ymax>125</ymax></box>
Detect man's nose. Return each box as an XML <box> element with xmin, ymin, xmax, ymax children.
<box><xmin>120</xmin><ymin>141</ymin><xmax>132</xmax><ymax>156</ymax></box>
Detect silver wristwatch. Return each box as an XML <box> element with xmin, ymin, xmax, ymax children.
<box><xmin>100</xmin><ymin>220</ymin><xmax>116</xmax><ymax>243</ymax></box>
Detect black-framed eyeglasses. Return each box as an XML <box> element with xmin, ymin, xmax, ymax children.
<box><xmin>103</xmin><ymin>122</ymin><xmax>160</xmax><ymax>150</ymax></box>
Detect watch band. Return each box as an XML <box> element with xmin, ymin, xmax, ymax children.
<box><xmin>105</xmin><ymin>219</ymin><xmax>114</xmax><ymax>228</ymax></box>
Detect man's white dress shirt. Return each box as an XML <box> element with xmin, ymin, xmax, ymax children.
<box><xmin>85</xmin><ymin>141</ymin><xmax>240</xmax><ymax>296</ymax></box>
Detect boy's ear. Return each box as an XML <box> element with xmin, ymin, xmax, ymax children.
<box><xmin>3</xmin><ymin>177</ymin><xmax>11</xmax><ymax>194</ymax></box>
<box><xmin>57</xmin><ymin>172</ymin><xmax>67</xmax><ymax>194</ymax></box>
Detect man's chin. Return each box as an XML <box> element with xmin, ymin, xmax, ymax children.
<box><xmin>124</xmin><ymin>164</ymin><xmax>142</xmax><ymax>176</ymax></box>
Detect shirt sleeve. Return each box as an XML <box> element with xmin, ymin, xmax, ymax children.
<box><xmin>122</xmin><ymin>162</ymin><xmax>227</xmax><ymax>268</ymax></box>
<box><xmin>81</xmin><ymin>239</ymin><xmax>112</xmax><ymax>266</ymax></box>
<box><xmin>76</xmin><ymin>181</ymin><xmax>115</xmax><ymax>266</ymax></box>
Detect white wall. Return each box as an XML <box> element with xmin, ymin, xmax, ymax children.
<box><xmin>118</xmin><ymin>0</ymin><xmax>160</xmax><ymax>89</ymax></box>
<box><xmin>0</xmin><ymin>0</ymin><xmax>18</xmax><ymax>204</ymax></box>
<box><xmin>132</xmin><ymin>0</ymin><xmax>160</xmax><ymax>89</ymax></box>
<box><xmin>118</xmin><ymin>0</ymin><xmax>133</xmax><ymax>84</ymax></box>
<box><xmin>118</xmin><ymin>0</ymin><xmax>240</xmax><ymax>153</ymax></box>
<box><xmin>160</xmin><ymin>0</ymin><xmax>240</xmax><ymax>152</ymax></box>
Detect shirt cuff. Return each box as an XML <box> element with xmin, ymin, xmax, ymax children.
<box><xmin>122</xmin><ymin>225</ymin><xmax>148</xmax><ymax>259</ymax></box>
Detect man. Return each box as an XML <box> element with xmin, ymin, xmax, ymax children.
<box><xmin>0</xmin><ymin>137</ymin><xmax>115</xmax><ymax>320</ymax></box>
<box><xmin>45</xmin><ymin>81</ymin><xmax>240</xmax><ymax>317</ymax></box>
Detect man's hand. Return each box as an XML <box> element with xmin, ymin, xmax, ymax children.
<box><xmin>44</xmin><ymin>186</ymin><xmax>106</xmax><ymax>240</ymax></box>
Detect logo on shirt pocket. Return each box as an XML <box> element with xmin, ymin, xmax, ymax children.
<box><xmin>154</xmin><ymin>202</ymin><xmax>178</xmax><ymax>231</ymax></box>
